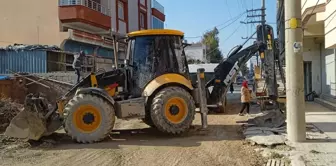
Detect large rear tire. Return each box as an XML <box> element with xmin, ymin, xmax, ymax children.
<box><xmin>150</xmin><ymin>86</ymin><xmax>196</xmax><ymax>135</ymax></box>
<box><xmin>142</xmin><ymin>112</ymin><xmax>156</xmax><ymax>128</ymax></box>
<box><xmin>64</xmin><ymin>94</ymin><xmax>115</xmax><ymax>143</ymax></box>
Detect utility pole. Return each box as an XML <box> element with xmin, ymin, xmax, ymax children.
<box><xmin>261</xmin><ymin>0</ymin><xmax>266</xmax><ymax>43</ymax></box>
<box><xmin>284</xmin><ymin>0</ymin><xmax>306</xmax><ymax>142</ymax></box>
<box><xmin>240</xmin><ymin>4</ymin><xmax>266</xmax><ymax>40</ymax></box>
<box><xmin>261</xmin><ymin>0</ymin><xmax>266</xmax><ymax>25</ymax></box>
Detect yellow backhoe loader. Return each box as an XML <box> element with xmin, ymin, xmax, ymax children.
<box><xmin>5</xmin><ymin>29</ymin><xmax>267</xmax><ymax>143</ymax></box>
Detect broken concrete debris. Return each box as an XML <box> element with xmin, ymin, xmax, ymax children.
<box><xmin>247</xmin><ymin>110</ymin><xmax>286</xmax><ymax>128</ymax></box>
<box><xmin>242</xmin><ymin>110</ymin><xmax>287</xmax><ymax>146</ymax></box>
<box><xmin>0</xmin><ymin>44</ymin><xmax>61</xmax><ymax>52</ymax></box>
<box><xmin>0</xmin><ymin>98</ymin><xmax>22</xmax><ymax>132</ymax></box>
<box><xmin>244</xmin><ymin>127</ymin><xmax>287</xmax><ymax>146</ymax></box>
<box><xmin>243</xmin><ymin>114</ymin><xmax>329</xmax><ymax>146</ymax></box>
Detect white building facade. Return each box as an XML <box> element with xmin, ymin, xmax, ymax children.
<box><xmin>184</xmin><ymin>43</ymin><xmax>207</xmax><ymax>63</ymax></box>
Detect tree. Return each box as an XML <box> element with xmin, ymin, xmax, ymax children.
<box><xmin>201</xmin><ymin>27</ymin><xmax>223</xmax><ymax>63</ymax></box>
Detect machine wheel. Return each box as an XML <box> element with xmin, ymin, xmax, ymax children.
<box><xmin>64</xmin><ymin>94</ymin><xmax>115</xmax><ymax>143</ymax></box>
<box><xmin>150</xmin><ymin>86</ymin><xmax>196</xmax><ymax>135</ymax></box>
<box><xmin>142</xmin><ymin>112</ymin><xmax>156</xmax><ymax>128</ymax></box>
<box><xmin>218</xmin><ymin>96</ymin><xmax>228</xmax><ymax>113</ymax></box>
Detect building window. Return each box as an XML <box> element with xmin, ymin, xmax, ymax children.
<box><xmin>118</xmin><ymin>1</ymin><xmax>124</xmax><ymax>20</ymax></box>
<box><xmin>140</xmin><ymin>12</ymin><xmax>145</xmax><ymax>29</ymax></box>
<box><xmin>152</xmin><ymin>16</ymin><xmax>164</xmax><ymax>29</ymax></box>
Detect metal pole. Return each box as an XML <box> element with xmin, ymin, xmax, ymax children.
<box><xmin>197</xmin><ymin>68</ymin><xmax>208</xmax><ymax>129</ymax></box>
<box><xmin>284</xmin><ymin>0</ymin><xmax>306</xmax><ymax>142</ymax></box>
<box><xmin>112</xmin><ymin>35</ymin><xmax>118</xmax><ymax>69</ymax></box>
<box><xmin>261</xmin><ymin>0</ymin><xmax>266</xmax><ymax>43</ymax></box>
<box><xmin>261</xmin><ymin>0</ymin><xmax>266</xmax><ymax>25</ymax></box>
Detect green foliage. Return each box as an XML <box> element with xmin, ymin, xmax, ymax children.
<box><xmin>201</xmin><ymin>27</ymin><xmax>223</xmax><ymax>63</ymax></box>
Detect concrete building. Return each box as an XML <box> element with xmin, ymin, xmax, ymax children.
<box><xmin>277</xmin><ymin>0</ymin><xmax>336</xmax><ymax>107</ymax></box>
<box><xmin>0</xmin><ymin>0</ymin><xmax>166</xmax><ymax>58</ymax></box>
<box><xmin>300</xmin><ymin>0</ymin><xmax>336</xmax><ymax>97</ymax></box>
<box><xmin>151</xmin><ymin>0</ymin><xmax>165</xmax><ymax>29</ymax></box>
<box><xmin>184</xmin><ymin>43</ymin><xmax>207</xmax><ymax>63</ymax></box>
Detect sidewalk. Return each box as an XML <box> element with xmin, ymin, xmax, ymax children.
<box><xmin>288</xmin><ymin>102</ymin><xmax>336</xmax><ymax>166</ymax></box>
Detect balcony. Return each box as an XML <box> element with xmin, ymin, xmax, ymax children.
<box><xmin>151</xmin><ymin>0</ymin><xmax>165</xmax><ymax>22</ymax></box>
<box><xmin>301</xmin><ymin>0</ymin><xmax>326</xmax><ymax>25</ymax></box>
<box><xmin>59</xmin><ymin>0</ymin><xmax>111</xmax><ymax>33</ymax></box>
<box><xmin>152</xmin><ymin>0</ymin><xmax>164</xmax><ymax>14</ymax></box>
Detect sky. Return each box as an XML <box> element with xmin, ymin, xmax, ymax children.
<box><xmin>158</xmin><ymin>0</ymin><xmax>277</xmax><ymax>57</ymax></box>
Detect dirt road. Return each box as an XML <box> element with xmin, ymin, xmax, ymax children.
<box><xmin>0</xmin><ymin>93</ymin><xmax>264</xmax><ymax>166</ymax></box>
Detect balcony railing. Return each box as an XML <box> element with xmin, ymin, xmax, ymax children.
<box><xmin>59</xmin><ymin>0</ymin><xmax>111</xmax><ymax>16</ymax></box>
<box><xmin>151</xmin><ymin>0</ymin><xmax>164</xmax><ymax>14</ymax></box>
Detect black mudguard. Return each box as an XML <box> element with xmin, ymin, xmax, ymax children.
<box><xmin>75</xmin><ymin>87</ymin><xmax>115</xmax><ymax>106</ymax></box>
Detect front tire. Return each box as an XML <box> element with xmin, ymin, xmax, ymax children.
<box><xmin>218</xmin><ymin>95</ymin><xmax>227</xmax><ymax>113</ymax></box>
<box><xmin>64</xmin><ymin>94</ymin><xmax>115</xmax><ymax>143</ymax></box>
<box><xmin>150</xmin><ymin>86</ymin><xmax>196</xmax><ymax>135</ymax></box>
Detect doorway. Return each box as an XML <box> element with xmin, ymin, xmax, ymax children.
<box><xmin>304</xmin><ymin>61</ymin><xmax>312</xmax><ymax>97</ymax></box>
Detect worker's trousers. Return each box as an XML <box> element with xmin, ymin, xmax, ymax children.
<box><xmin>75</xmin><ymin>68</ymin><xmax>80</xmax><ymax>83</ymax></box>
<box><xmin>239</xmin><ymin>102</ymin><xmax>250</xmax><ymax>114</ymax></box>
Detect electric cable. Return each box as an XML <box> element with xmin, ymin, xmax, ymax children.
<box><xmin>184</xmin><ymin>11</ymin><xmax>247</xmax><ymax>39</ymax></box>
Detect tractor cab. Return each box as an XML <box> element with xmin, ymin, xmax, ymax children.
<box><xmin>125</xmin><ymin>29</ymin><xmax>191</xmax><ymax>96</ymax></box>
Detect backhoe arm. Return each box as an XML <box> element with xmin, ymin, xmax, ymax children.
<box><xmin>206</xmin><ymin>41</ymin><xmax>266</xmax><ymax>105</ymax></box>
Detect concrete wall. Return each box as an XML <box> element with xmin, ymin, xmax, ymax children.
<box><xmin>0</xmin><ymin>0</ymin><xmax>68</xmax><ymax>47</ymax></box>
<box><xmin>36</xmin><ymin>72</ymin><xmax>79</xmax><ymax>85</ymax></box>
<box><xmin>147</xmin><ymin>0</ymin><xmax>152</xmax><ymax>29</ymax></box>
<box><xmin>304</xmin><ymin>38</ymin><xmax>336</xmax><ymax>97</ymax></box>
<box><xmin>128</xmin><ymin>0</ymin><xmax>139</xmax><ymax>32</ymax></box>
<box><xmin>322</xmin><ymin>48</ymin><xmax>336</xmax><ymax>96</ymax></box>
<box><xmin>324</xmin><ymin>0</ymin><xmax>336</xmax><ymax>48</ymax></box>
<box><xmin>128</xmin><ymin>0</ymin><xmax>153</xmax><ymax>32</ymax></box>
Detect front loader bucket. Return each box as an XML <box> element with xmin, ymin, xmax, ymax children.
<box><xmin>5</xmin><ymin>110</ymin><xmax>47</xmax><ymax>140</ymax></box>
<box><xmin>4</xmin><ymin>94</ymin><xmax>62</xmax><ymax>141</ymax></box>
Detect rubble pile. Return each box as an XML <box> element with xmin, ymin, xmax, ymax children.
<box><xmin>242</xmin><ymin>110</ymin><xmax>329</xmax><ymax>146</ymax></box>
<box><xmin>244</xmin><ymin>126</ymin><xmax>287</xmax><ymax>146</ymax></box>
<box><xmin>241</xmin><ymin>110</ymin><xmax>287</xmax><ymax>146</ymax></box>
<box><xmin>0</xmin><ymin>97</ymin><xmax>23</xmax><ymax>132</ymax></box>
<box><xmin>0</xmin><ymin>43</ymin><xmax>61</xmax><ymax>52</ymax></box>
<box><xmin>247</xmin><ymin>110</ymin><xmax>286</xmax><ymax>128</ymax></box>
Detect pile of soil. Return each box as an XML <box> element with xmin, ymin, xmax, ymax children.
<box><xmin>0</xmin><ymin>97</ymin><xmax>23</xmax><ymax>132</ymax></box>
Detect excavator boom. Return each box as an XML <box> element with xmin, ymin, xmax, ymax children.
<box><xmin>205</xmin><ymin>41</ymin><xmax>266</xmax><ymax>106</ymax></box>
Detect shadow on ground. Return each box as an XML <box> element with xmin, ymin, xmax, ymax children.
<box><xmin>29</xmin><ymin>123</ymin><xmax>244</xmax><ymax>150</ymax></box>
<box><xmin>25</xmin><ymin>90</ymin><xmax>252</xmax><ymax>150</ymax></box>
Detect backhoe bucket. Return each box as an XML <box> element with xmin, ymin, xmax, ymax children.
<box><xmin>4</xmin><ymin>94</ymin><xmax>62</xmax><ymax>141</ymax></box>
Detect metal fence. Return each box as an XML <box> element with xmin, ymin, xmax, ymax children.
<box><xmin>59</xmin><ymin>0</ymin><xmax>111</xmax><ymax>16</ymax></box>
<box><xmin>0</xmin><ymin>50</ymin><xmax>47</xmax><ymax>74</ymax></box>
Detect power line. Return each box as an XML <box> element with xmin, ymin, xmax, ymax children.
<box><xmin>225</xmin><ymin>0</ymin><xmax>232</xmax><ymax>18</ymax></box>
<box><xmin>222</xmin><ymin>21</ymin><xmax>245</xmax><ymax>43</ymax></box>
<box><xmin>301</xmin><ymin>0</ymin><xmax>308</xmax><ymax>10</ymax></box>
<box><xmin>303</xmin><ymin>0</ymin><xmax>320</xmax><ymax>27</ymax></box>
<box><xmin>216</xmin><ymin>12</ymin><xmax>246</xmax><ymax>28</ymax></box>
<box><xmin>204</xmin><ymin>20</ymin><xmax>246</xmax><ymax>58</ymax></box>
<box><xmin>310</xmin><ymin>0</ymin><xmax>320</xmax><ymax>16</ymax></box>
<box><xmin>184</xmin><ymin>11</ymin><xmax>247</xmax><ymax>39</ymax></box>
<box><xmin>217</xmin><ymin>12</ymin><xmax>246</xmax><ymax>31</ymax></box>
